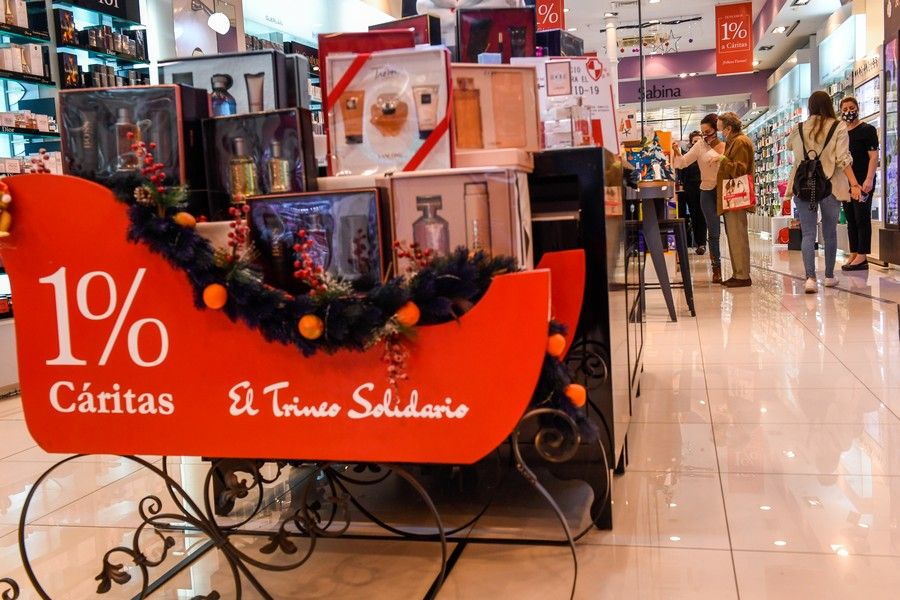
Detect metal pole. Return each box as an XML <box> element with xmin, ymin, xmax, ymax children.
<box><xmin>638</xmin><ymin>0</ymin><xmax>645</xmax><ymax>140</ymax></box>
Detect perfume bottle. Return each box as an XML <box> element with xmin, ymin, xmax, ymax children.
<box><xmin>266</xmin><ymin>140</ymin><xmax>292</xmax><ymax>193</ymax></box>
<box><xmin>262</xmin><ymin>211</ymin><xmax>290</xmax><ymax>289</ymax></box>
<box><xmin>453</xmin><ymin>78</ymin><xmax>484</xmax><ymax>149</ymax></box>
<box><xmin>570</xmin><ymin>98</ymin><xmax>592</xmax><ymax>147</ymax></box>
<box><xmin>464</xmin><ymin>182</ymin><xmax>492</xmax><ymax>255</ymax></box>
<box><xmin>300</xmin><ymin>211</ymin><xmax>333</xmax><ymax>270</ymax></box>
<box><xmin>413</xmin><ymin>195</ymin><xmax>450</xmax><ymax>257</ymax></box>
<box><xmin>115</xmin><ymin>107</ymin><xmax>140</xmax><ymax>172</ymax></box>
<box><xmin>210</xmin><ymin>74</ymin><xmax>237</xmax><ymax>116</ymax></box>
<box><xmin>229</xmin><ymin>136</ymin><xmax>258</xmax><ymax>203</ymax></box>
<box><xmin>341</xmin><ymin>214</ymin><xmax>371</xmax><ymax>277</ymax></box>
<box><xmin>509</xmin><ymin>27</ymin><xmax>527</xmax><ymax>58</ymax></box>
<box><xmin>4</xmin><ymin>0</ymin><xmax>12</xmax><ymax>25</ymax></box>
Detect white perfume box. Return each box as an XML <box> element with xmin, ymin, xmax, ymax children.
<box><xmin>0</xmin><ymin>113</ymin><xmax>15</xmax><ymax>128</ymax></box>
<box><xmin>23</xmin><ymin>44</ymin><xmax>44</xmax><ymax>77</ymax></box>
<box><xmin>4</xmin><ymin>159</ymin><xmax>21</xmax><ymax>174</ymax></box>
<box><xmin>14</xmin><ymin>0</ymin><xmax>27</xmax><ymax>29</ymax></box>
<box><xmin>35</xmin><ymin>113</ymin><xmax>49</xmax><ymax>132</ymax></box>
<box><xmin>5</xmin><ymin>45</ymin><xmax>23</xmax><ymax>72</ymax></box>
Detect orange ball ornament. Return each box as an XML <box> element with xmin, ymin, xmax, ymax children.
<box><xmin>203</xmin><ymin>283</ymin><xmax>228</xmax><ymax>310</ymax></box>
<box><xmin>547</xmin><ymin>333</ymin><xmax>566</xmax><ymax>357</ymax></box>
<box><xmin>298</xmin><ymin>314</ymin><xmax>324</xmax><ymax>340</ymax></box>
<box><xmin>395</xmin><ymin>301</ymin><xmax>420</xmax><ymax>327</ymax></box>
<box><xmin>565</xmin><ymin>383</ymin><xmax>587</xmax><ymax>408</ymax></box>
<box><xmin>173</xmin><ymin>211</ymin><xmax>197</xmax><ymax>228</ymax></box>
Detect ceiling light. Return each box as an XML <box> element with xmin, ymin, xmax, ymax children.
<box><xmin>669</xmin><ymin>536</ymin><xmax>681</xmax><ymax>541</ymax></box>
<box><xmin>859</xmin><ymin>522</ymin><xmax>870</xmax><ymax>528</ymax></box>
<box><xmin>207</xmin><ymin>11</ymin><xmax>230</xmax><ymax>34</ymax></box>
<box><xmin>760</xmin><ymin>505</ymin><xmax>772</xmax><ymax>511</ymax></box>
<box><xmin>836</xmin><ymin>547</ymin><xmax>849</xmax><ymax>557</ymax></box>
<box><xmin>773</xmin><ymin>26</ymin><xmax>788</xmax><ymax>34</ymax></box>
<box><xmin>605</xmin><ymin>12</ymin><xmax>616</xmax><ymax>18</ymax></box>
<box><xmin>649</xmin><ymin>0</ymin><xmax>661</xmax><ymax>3</ymax></box>
<box><xmin>564</xmin><ymin>7</ymin><xmax>570</xmax><ymax>12</ymax></box>
<box><xmin>783</xmin><ymin>450</ymin><xmax>796</xmax><ymax>458</ymax></box>
<box><xmin>689</xmin><ymin>72</ymin><xmax>697</xmax><ymax>76</ymax></box>
<box><xmin>568</xmin><ymin>27</ymin><xmax>577</xmax><ymax>32</ymax></box>
<box><xmin>679</xmin><ymin>73</ymin><xmax>687</xmax><ymax>78</ymax></box>
<box><xmin>760</xmin><ymin>406</ymin><xmax>767</xmax><ymax>413</ymax></box>
<box><xmin>774</xmin><ymin>540</ymin><xmax>788</xmax><ymax>547</ymax></box>
<box><xmin>669</xmin><ymin>503</ymin><xmax>678</xmax><ymax>508</ymax></box>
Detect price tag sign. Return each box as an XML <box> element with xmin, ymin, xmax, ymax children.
<box><xmin>536</xmin><ymin>0</ymin><xmax>565</xmax><ymax>32</ymax></box>
<box><xmin>715</xmin><ymin>2</ymin><xmax>753</xmax><ymax>75</ymax></box>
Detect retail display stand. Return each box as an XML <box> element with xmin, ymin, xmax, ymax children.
<box><xmin>0</xmin><ymin>174</ymin><xmax>608</xmax><ymax>599</ymax></box>
<box><xmin>627</xmin><ymin>181</ymin><xmax>679</xmax><ymax>321</ymax></box>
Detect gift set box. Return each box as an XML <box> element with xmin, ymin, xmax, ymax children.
<box><xmin>369</xmin><ymin>14</ymin><xmax>442</xmax><ymax>46</ymax></box>
<box><xmin>381</xmin><ymin>167</ymin><xmax>533</xmax><ymax>271</ymax></box>
<box><xmin>536</xmin><ymin>30</ymin><xmax>585</xmax><ymax>57</ymax></box>
<box><xmin>249</xmin><ymin>189</ymin><xmax>388</xmax><ymax>292</ymax></box>
<box><xmin>326</xmin><ymin>46</ymin><xmax>453</xmax><ymax>177</ymax></box>
<box><xmin>451</xmin><ymin>64</ymin><xmax>540</xmax><ymax>156</ymax></box>
<box><xmin>159</xmin><ymin>50</ymin><xmax>288</xmax><ymax>116</ymax></box>
<box><xmin>59</xmin><ymin>85</ymin><xmax>210</xmax><ymax>214</ymax></box>
<box><xmin>202</xmin><ymin>108</ymin><xmax>319</xmax><ymax>219</ymax></box>
<box><xmin>317</xmin><ymin>31</ymin><xmax>415</xmax><ymax>100</ymax></box>
<box><xmin>456</xmin><ymin>8</ymin><xmax>536</xmax><ymax>64</ymax></box>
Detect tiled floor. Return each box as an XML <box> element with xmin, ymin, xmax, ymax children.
<box><xmin>1</xmin><ymin>235</ymin><xmax>899</xmax><ymax>598</ymax></box>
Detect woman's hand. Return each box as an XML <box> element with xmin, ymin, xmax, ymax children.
<box><xmin>863</xmin><ymin>178</ymin><xmax>874</xmax><ymax>193</ymax></box>
<box><xmin>672</xmin><ymin>142</ymin><xmax>682</xmax><ymax>156</ymax></box>
<box><xmin>850</xmin><ymin>184</ymin><xmax>861</xmax><ymax>201</ymax></box>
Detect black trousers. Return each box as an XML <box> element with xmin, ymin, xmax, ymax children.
<box><xmin>844</xmin><ymin>197</ymin><xmax>873</xmax><ymax>254</ymax></box>
<box><xmin>678</xmin><ymin>185</ymin><xmax>707</xmax><ymax>246</ymax></box>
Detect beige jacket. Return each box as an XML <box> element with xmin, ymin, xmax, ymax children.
<box><xmin>784</xmin><ymin>116</ymin><xmax>853</xmax><ymax>201</ymax></box>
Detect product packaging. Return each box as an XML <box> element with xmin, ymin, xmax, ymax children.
<box><xmin>451</xmin><ymin>63</ymin><xmax>540</xmax><ymax>158</ymax></box>
<box><xmin>53</xmin><ymin>9</ymin><xmax>76</xmax><ymax>46</ymax></box>
<box><xmin>13</xmin><ymin>0</ymin><xmax>26</xmax><ymax>28</ymax></box>
<box><xmin>536</xmin><ymin>30</ymin><xmax>585</xmax><ymax>57</ymax></box>
<box><xmin>202</xmin><ymin>108</ymin><xmax>319</xmax><ymax>219</ymax></box>
<box><xmin>369</xmin><ymin>14</ymin><xmax>442</xmax><ymax>46</ymax></box>
<box><xmin>326</xmin><ymin>46</ymin><xmax>453</xmax><ymax>177</ymax></box>
<box><xmin>59</xmin><ymin>85</ymin><xmax>210</xmax><ymax>215</ymax></box>
<box><xmin>382</xmin><ymin>167</ymin><xmax>533</xmax><ymax>271</ymax></box>
<box><xmin>317</xmin><ymin>30</ymin><xmax>416</xmax><ymax>103</ymax></box>
<box><xmin>511</xmin><ymin>56</ymin><xmax>619</xmax><ymax>153</ymax></box>
<box><xmin>456</xmin><ymin>8</ymin><xmax>536</xmax><ymax>64</ymax></box>
<box><xmin>159</xmin><ymin>50</ymin><xmax>288</xmax><ymax>115</ymax></box>
<box><xmin>248</xmin><ymin>189</ymin><xmax>388</xmax><ymax>292</ymax></box>
<box><xmin>285</xmin><ymin>53</ymin><xmax>312</xmax><ymax>109</ymax></box>
<box><xmin>23</xmin><ymin>43</ymin><xmax>44</xmax><ymax>77</ymax></box>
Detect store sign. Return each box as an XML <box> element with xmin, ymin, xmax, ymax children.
<box><xmin>715</xmin><ymin>2</ymin><xmax>753</xmax><ymax>75</ymax></box>
<box><xmin>0</xmin><ymin>176</ymin><xmax>552</xmax><ymax>465</ymax></box>
<box><xmin>854</xmin><ymin>54</ymin><xmax>881</xmax><ymax>84</ymax></box>
<box><xmin>637</xmin><ymin>83</ymin><xmax>682</xmax><ymax>100</ymax></box>
<box><xmin>63</xmin><ymin>0</ymin><xmax>141</xmax><ymax>22</ymax></box>
<box><xmin>536</xmin><ymin>0</ymin><xmax>566</xmax><ymax>32</ymax></box>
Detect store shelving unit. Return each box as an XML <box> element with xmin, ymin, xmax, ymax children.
<box><xmin>748</xmin><ymin>99</ymin><xmax>806</xmax><ymax>219</ymax></box>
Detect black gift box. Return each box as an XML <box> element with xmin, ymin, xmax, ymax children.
<box><xmin>249</xmin><ymin>189</ymin><xmax>387</xmax><ymax>292</ymax></box>
<box><xmin>159</xmin><ymin>50</ymin><xmax>288</xmax><ymax>115</ymax></box>
<box><xmin>536</xmin><ymin>29</ymin><xmax>585</xmax><ymax>57</ymax></box>
<box><xmin>54</xmin><ymin>9</ymin><xmax>77</xmax><ymax>46</ymax></box>
<box><xmin>457</xmin><ymin>7</ymin><xmax>536</xmax><ymax>64</ymax></box>
<box><xmin>57</xmin><ymin>52</ymin><xmax>79</xmax><ymax>89</ymax></box>
<box><xmin>202</xmin><ymin>108</ymin><xmax>319</xmax><ymax>220</ymax></box>
<box><xmin>369</xmin><ymin>14</ymin><xmax>442</xmax><ymax>45</ymax></box>
<box><xmin>59</xmin><ymin>84</ymin><xmax>210</xmax><ymax>214</ymax></box>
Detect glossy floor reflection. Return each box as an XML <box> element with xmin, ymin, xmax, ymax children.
<box><xmin>0</xmin><ymin>237</ymin><xmax>898</xmax><ymax>598</ymax></box>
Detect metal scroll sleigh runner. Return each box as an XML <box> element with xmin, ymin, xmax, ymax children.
<box><xmin>8</xmin><ymin>397</ymin><xmax>610</xmax><ymax>600</ymax></box>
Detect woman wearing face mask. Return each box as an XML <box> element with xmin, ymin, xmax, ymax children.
<box><xmin>672</xmin><ymin>114</ymin><xmax>725</xmax><ymax>282</ymax></box>
<box><xmin>784</xmin><ymin>90</ymin><xmax>859</xmax><ymax>293</ymax></box>
<box><xmin>714</xmin><ymin>112</ymin><xmax>755</xmax><ymax>288</ymax></box>
<box><xmin>839</xmin><ymin>97</ymin><xmax>879</xmax><ymax>271</ymax></box>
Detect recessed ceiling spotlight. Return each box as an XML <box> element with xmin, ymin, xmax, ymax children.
<box><xmin>679</xmin><ymin>73</ymin><xmax>687</xmax><ymax>78</ymax></box>
<box><xmin>773</xmin><ymin>25</ymin><xmax>788</xmax><ymax>34</ymax></box>
<box><xmin>604</xmin><ymin>12</ymin><xmax>616</xmax><ymax>18</ymax></box>
<box><xmin>564</xmin><ymin>7</ymin><xmax>570</xmax><ymax>12</ymax></box>
<box><xmin>649</xmin><ymin>0</ymin><xmax>661</xmax><ymax>3</ymax></box>
<box><xmin>688</xmin><ymin>72</ymin><xmax>697</xmax><ymax>76</ymax></box>
<box><xmin>567</xmin><ymin>27</ymin><xmax>577</xmax><ymax>32</ymax></box>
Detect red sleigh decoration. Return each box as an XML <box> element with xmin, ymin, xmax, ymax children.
<box><xmin>0</xmin><ymin>175</ymin><xmax>568</xmax><ymax>464</ymax></box>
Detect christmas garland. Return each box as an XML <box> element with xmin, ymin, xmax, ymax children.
<box><xmin>108</xmin><ymin>139</ymin><xmax>594</xmax><ymax>437</ymax></box>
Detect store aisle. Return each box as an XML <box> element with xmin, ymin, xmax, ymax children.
<box><xmin>1</xmin><ymin>247</ymin><xmax>899</xmax><ymax>599</ymax></box>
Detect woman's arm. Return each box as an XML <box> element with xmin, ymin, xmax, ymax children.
<box><xmin>835</xmin><ymin>123</ymin><xmax>860</xmax><ymax>200</ymax></box>
<box><xmin>672</xmin><ymin>140</ymin><xmax>700</xmax><ymax>169</ymax></box>
<box><xmin>863</xmin><ymin>150</ymin><xmax>878</xmax><ymax>193</ymax></box>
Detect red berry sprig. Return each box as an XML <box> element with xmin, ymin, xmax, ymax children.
<box><xmin>227</xmin><ymin>204</ymin><xmax>251</xmax><ymax>262</ymax></box>
<box><xmin>382</xmin><ymin>333</ymin><xmax>409</xmax><ymax>392</ymax></box>
<box><xmin>292</xmin><ymin>229</ymin><xmax>325</xmax><ymax>294</ymax></box>
<box><xmin>392</xmin><ymin>240</ymin><xmax>434</xmax><ymax>274</ymax></box>
<box><xmin>29</xmin><ymin>148</ymin><xmax>52</xmax><ymax>173</ymax></box>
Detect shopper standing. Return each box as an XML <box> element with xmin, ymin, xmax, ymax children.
<box><xmin>839</xmin><ymin>97</ymin><xmax>879</xmax><ymax>271</ymax></box>
<box><xmin>672</xmin><ymin>115</ymin><xmax>725</xmax><ymax>282</ymax></box>
<box><xmin>715</xmin><ymin>112</ymin><xmax>754</xmax><ymax>288</ymax></box>
<box><xmin>675</xmin><ymin>132</ymin><xmax>708</xmax><ymax>254</ymax></box>
<box><xmin>784</xmin><ymin>91</ymin><xmax>860</xmax><ymax>293</ymax></box>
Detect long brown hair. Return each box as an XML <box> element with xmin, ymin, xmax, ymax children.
<box><xmin>808</xmin><ymin>90</ymin><xmax>837</xmax><ymax>140</ymax></box>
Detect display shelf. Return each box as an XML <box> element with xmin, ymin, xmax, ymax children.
<box><xmin>56</xmin><ymin>43</ymin><xmax>146</xmax><ymax>65</ymax></box>
<box><xmin>0</xmin><ymin>126</ymin><xmax>60</xmax><ymax>140</ymax></box>
<box><xmin>0</xmin><ymin>21</ymin><xmax>51</xmax><ymax>43</ymax></box>
<box><xmin>0</xmin><ymin>69</ymin><xmax>56</xmax><ymax>88</ymax></box>
<box><xmin>52</xmin><ymin>1</ymin><xmax>144</xmax><ymax>28</ymax></box>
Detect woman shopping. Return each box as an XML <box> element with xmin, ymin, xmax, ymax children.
<box><xmin>672</xmin><ymin>114</ymin><xmax>725</xmax><ymax>283</ymax></box>
<box><xmin>784</xmin><ymin>91</ymin><xmax>860</xmax><ymax>294</ymax></box>
<box><xmin>839</xmin><ymin>96</ymin><xmax>879</xmax><ymax>271</ymax></box>
<box><xmin>714</xmin><ymin>112</ymin><xmax>754</xmax><ymax>288</ymax></box>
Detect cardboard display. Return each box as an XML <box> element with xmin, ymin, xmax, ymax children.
<box><xmin>0</xmin><ymin>174</ymin><xmax>551</xmax><ymax>464</ymax></box>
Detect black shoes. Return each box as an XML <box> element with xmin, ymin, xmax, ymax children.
<box><xmin>696</xmin><ymin>245</ymin><xmax>706</xmax><ymax>256</ymax></box>
<box><xmin>841</xmin><ymin>261</ymin><xmax>869</xmax><ymax>271</ymax></box>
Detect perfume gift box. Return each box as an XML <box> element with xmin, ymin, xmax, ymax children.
<box><xmin>457</xmin><ymin>8</ymin><xmax>536</xmax><ymax>64</ymax></box>
<box><xmin>381</xmin><ymin>167</ymin><xmax>533</xmax><ymax>271</ymax></box>
<box><xmin>159</xmin><ymin>50</ymin><xmax>288</xmax><ymax>116</ymax></box>
<box><xmin>202</xmin><ymin>108</ymin><xmax>319</xmax><ymax>220</ymax></box>
<box><xmin>317</xmin><ymin>31</ymin><xmax>416</xmax><ymax>102</ymax></box>
<box><xmin>451</xmin><ymin>64</ymin><xmax>540</xmax><ymax>156</ymax></box>
<box><xmin>248</xmin><ymin>189</ymin><xmax>388</xmax><ymax>293</ymax></box>
<box><xmin>369</xmin><ymin>14</ymin><xmax>442</xmax><ymax>46</ymax></box>
<box><xmin>59</xmin><ymin>85</ymin><xmax>210</xmax><ymax>214</ymax></box>
<box><xmin>326</xmin><ymin>46</ymin><xmax>453</xmax><ymax>177</ymax></box>
<box><xmin>536</xmin><ymin>30</ymin><xmax>585</xmax><ymax>57</ymax></box>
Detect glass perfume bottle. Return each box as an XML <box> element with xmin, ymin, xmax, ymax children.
<box><xmin>341</xmin><ymin>214</ymin><xmax>371</xmax><ymax>277</ymax></box>
<box><xmin>266</xmin><ymin>140</ymin><xmax>292</xmax><ymax>193</ymax></box>
<box><xmin>453</xmin><ymin>78</ymin><xmax>484</xmax><ymax>149</ymax></box>
<box><xmin>229</xmin><ymin>136</ymin><xmax>258</xmax><ymax>204</ymax></box>
<box><xmin>463</xmin><ymin>182</ymin><xmax>492</xmax><ymax>255</ymax></box>
<box><xmin>413</xmin><ymin>195</ymin><xmax>450</xmax><ymax>257</ymax></box>
<box><xmin>210</xmin><ymin>74</ymin><xmax>237</xmax><ymax>116</ymax></box>
<box><xmin>300</xmin><ymin>211</ymin><xmax>333</xmax><ymax>271</ymax></box>
<box><xmin>115</xmin><ymin>107</ymin><xmax>140</xmax><ymax>172</ymax></box>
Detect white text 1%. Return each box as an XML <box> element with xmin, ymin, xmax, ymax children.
<box><xmin>40</xmin><ymin>267</ymin><xmax>169</xmax><ymax>367</ymax></box>
<box><xmin>720</xmin><ymin>21</ymin><xmax>748</xmax><ymax>41</ymax></box>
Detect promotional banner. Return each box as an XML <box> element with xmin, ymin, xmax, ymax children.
<box><xmin>536</xmin><ymin>0</ymin><xmax>566</xmax><ymax>32</ymax></box>
<box><xmin>715</xmin><ymin>2</ymin><xmax>753</xmax><ymax>75</ymax></box>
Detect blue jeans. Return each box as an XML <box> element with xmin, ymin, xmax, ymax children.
<box><xmin>699</xmin><ymin>189</ymin><xmax>720</xmax><ymax>266</ymax></box>
<box><xmin>795</xmin><ymin>195</ymin><xmax>839</xmax><ymax>279</ymax></box>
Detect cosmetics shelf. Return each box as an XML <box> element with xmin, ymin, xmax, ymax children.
<box><xmin>57</xmin><ymin>43</ymin><xmax>146</xmax><ymax>65</ymax></box>
<box><xmin>0</xmin><ymin>127</ymin><xmax>60</xmax><ymax>140</ymax></box>
<box><xmin>0</xmin><ymin>69</ymin><xmax>56</xmax><ymax>87</ymax></box>
<box><xmin>0</xmin><ymin>22</ymin><xmax>51</xmax><ymax>44</ymax></box>
<box><xmin>51</xmin><ymin>1</ymin><xmax>144</xmax><ymax>29</ymax></box>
